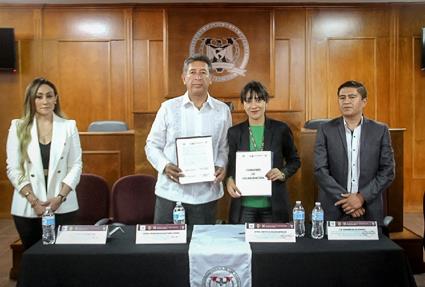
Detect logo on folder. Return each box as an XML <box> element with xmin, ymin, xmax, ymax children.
<box><xmin>190</xmin><ymin>21</ymin><xmax>250</xmax><ymax>82</ymax></box>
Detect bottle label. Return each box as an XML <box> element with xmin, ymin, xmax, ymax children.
<box><xmin>312</xmin><ymin>211</ymin><xmax>324</xmax><ymax>221</ymax></box>
<box><xmin>173</xmin><ymin>211</ymin><xmax>185</xmax><ymax>222</ymax></box>
<box><xmin>42</xmin><ymin>216</ymin><xmax>55</xmax><ymax>226</ymax></box>
<box><xmin>293</xmin><ymin>210</ymin><xmax>305</xmax><ymax>220</ymax></box>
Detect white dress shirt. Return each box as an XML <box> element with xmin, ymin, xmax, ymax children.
<box><xmin>145</xmin><ymin>92</ymin><xmax>232</xmax><ymax>204</ymax></box>
<box><xmin>344</xmin><ymin>117</ymin><xmax>363</xmax><ymax>194</ymax></box>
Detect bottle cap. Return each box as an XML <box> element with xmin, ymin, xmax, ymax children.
<box><xmin>315</xmin><ymin>202</ymin><xmax>321</xmax><ymax>206</ymax></box>
<box><xmin>296</xmin><ymin>200</ymin><xmax>301</xmax><ymax>204</ymax></box>
<box><xmin>176</xmin><ymin>201</ymin><xmax>182</xmax><ymax>205</ymax></box>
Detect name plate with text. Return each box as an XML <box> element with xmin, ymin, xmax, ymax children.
<box><xmin>55</xmin><ymin>225</ymin><xmax>108</xmax><ymax>244</ymax></box>
<box><xmin>327</xmin><ymin>221</ymin><xmax>379</xmax><ymax>240</ymax></box>
<box><xmin>245</xmin><ymin>223</ymin><xmax>295</xmax><ymax>243</ymax></box>
<box><xmin>136</xmin><ymin>224</ymin><xmax>187</xmax><ymax>244</ymax></box>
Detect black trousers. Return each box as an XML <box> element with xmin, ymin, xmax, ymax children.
<box><xmin>13</xmin><ymin>211</ymin><xmax>77</xmax><ymax>250</ymax></box>
<box><xmin>154</xmin><ymin>196</ymin><xmax>217</xmax><ymax>225</ymax></box>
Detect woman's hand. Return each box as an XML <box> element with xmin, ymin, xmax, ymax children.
<box><xmin>43</xmin><ymin>197</ymin><xmax>63</xmax><ymax>212</ymax></box>
<box><xmin>32</xmin><ymin>201</ymin><xmax>47</xmax><ymax>216</ymax></box>
<box><xmin>266</xmin><ymin>168</ymin><xmax>285</xmax><ymax>182</ymax></box>
<box><xmin>226</xmin><ymin>177</ymin><xmax>242</xmax><ymax>198</ymax></box>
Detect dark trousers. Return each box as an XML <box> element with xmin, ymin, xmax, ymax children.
<box><xmin>154</xmin><ymin>196</ymin><xmax>217</xmax><ymax>225</ymax></box>
<box><xmin>240</xmin><ymin>206</ymin><xmax>273</xmax><ymax>223</ymax></box>
<box><xmin>13</xmin><ymin>211</ymin><xmax>77</xmax><ymax>250</ymax></box>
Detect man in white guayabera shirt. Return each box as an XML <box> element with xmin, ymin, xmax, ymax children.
<box><xmin>314</xmin><ymin>80</ymin><xmax>395</xmax><ymax>225</ymax></box>
<box><xmin>145</xmin><ymin>54</ymin><xmax>232</xmax><ymax>225</ymax></box>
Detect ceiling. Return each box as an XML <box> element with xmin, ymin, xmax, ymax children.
<box><xmin>0</xmin><ymin>0</ymin><xmax>423</xmax><ymax>4</ymax></box>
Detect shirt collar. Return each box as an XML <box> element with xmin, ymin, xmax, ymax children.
<box><xmin>182</xmin><ymin>91</ymin><xmax>214</xmax><ymax>109</ymax></box>
<box><xmin>343</xmin><ymin>116</ymin><xmax>363</xmax><ymax>131</ymax></box>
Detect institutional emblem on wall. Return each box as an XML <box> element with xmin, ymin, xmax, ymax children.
<box><xmin>190</xmin><ymin>22</ymin><xmax>250</xmax><ymax>82</ymax></box>
<box><xmin>202</xmin><ymin>266</ymin><xmax>241</xmax><ymax>287</ymax></box>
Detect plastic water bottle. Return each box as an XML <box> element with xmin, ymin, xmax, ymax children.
<box><xmin>173</xmin><ymin>201</ymin><xmax>185</xmax><ymax>224</ymax></box>
<box><xmin>42</xmin><ymin>206</ymin><xmax>56</xmax><ymax>244</ymax></box>
<box><xmin>293</xmin><ymin>201</ymin><xmax>305</xmax><ymax>237</ymax></box>
<box><xmin>311</xmin><ymin>202</ymin><xmax>324</xmax><ymax>239</ymax></box>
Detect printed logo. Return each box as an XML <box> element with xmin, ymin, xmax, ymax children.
<box><xmin>202</xmin><ymin>266</ymin><xmax>241</xmax><ymax>287</ymax></box>
<box><xmin>190</xmin><ymin>21</ymin><xmax>250</xmax><ymax>82</ymax></box>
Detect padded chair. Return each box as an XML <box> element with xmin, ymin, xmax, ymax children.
<box><xmin>304</xmin><ymin>118</ymin><xmax>331</xmax><ymax>130</ymax></box>
<box><xmin>112</xmin><ymin>174</ymin><xmax>156</xmax><ymax>225</ymax></box>
<box><xmin>87</xmin><ymin>120</ymin><xmax>129</xmax><ymax>132</ymax></box>
<box><xmin>75</xmin><ymin>173</ymin><xmax>110</xmax><ymax>225</ymax></box>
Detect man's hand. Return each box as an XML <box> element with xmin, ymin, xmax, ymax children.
<box><xmin>164</xmin><ymin>163</ymin><xmax>183</xmax><ymax>183</ymax></box>
<box><xmin>350</xmin><ymin>207</ymin><xmax>365</xmax><ymax>218</ymax></box>
<box><xmin>335</xmin><ymin>193</ymin><xmax>365</xmax><ymax>214</ymax></box>
<box><xmin>214</xmin><ymin>166</ymin><xmax>225</xmax><ymax>183</ymax></box>
<box><xmin>226</xmin><ymin>177</ymin><xmax>241</xmax><ymax>198</ymax></box>
<box><xmin>265</xmin><ymin>168</ymin><xmax>285</xmax><ymax>182</ymax></box>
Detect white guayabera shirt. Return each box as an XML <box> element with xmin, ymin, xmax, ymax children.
<box><xmin>145</xmin><ymin>92</ymin><xmax>232</xmax><ymax>204</ymax></box>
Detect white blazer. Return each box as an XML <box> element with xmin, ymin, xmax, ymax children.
<box><xmin>6</xmin><ymin>114</ymin><xmax>83</xmax><ymax>217</ymax></box>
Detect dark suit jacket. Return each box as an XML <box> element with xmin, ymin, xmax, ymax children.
<box><xmin>227</xmin><ymin>118</ymin><xmax>301</xmax><ymax>223</ymax></box>
<box><xmin>314</xmin><ymin>116</ymin><xmax>395</xmax><ymax>224</ymax></box>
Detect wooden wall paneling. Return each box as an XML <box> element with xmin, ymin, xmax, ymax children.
<box><xmin>309</xmin><ymin>7</ymin><xmax>391</xmax><ymax>121</ymax></box>
<box><xmin>167</xmin><ymin>8</ymin><xmax>271</xmax><ymax>102</ymax></box>
<box><xmin>0</xmin><ymin>7</ymin><xmax>42</xmax><ymax>218</ymax></box>
<box><xmin>134</xmin><ymin>113</ymin><xmax>157</xmax><ymax>176</ymax></box>
<box><xmin>79</xmin><ymin>131</ymin><xmax>135</xmax><ymax>185</ymax></box>
<box><xmin>327</xmin><ymin>37</ymin><xmax>378</xmax><ymax>118</ymax></box>
<box><xmin>41</xmin><ymin>8</ymin><xmax>129</xmax><ymax>131</ymax></box>
<box><xmin>133</xmin><ymin>40</ymin><xmax>164</xmax><ymax>113</ymax></box>
<box><xmin>56</xmin><ymin>40</ymin><xmax>111</xmax><ymax>131</ymax></box>
<box><xmin>0</xmin><ymin>7</ymin><xmax>38</xmax><ymax>39</ymax></box>
<box><xmin>110</xmin><ymin>40</ymin><xmax>127</xmax><ymax>121</ymax></box>
<box><xmin>398</xmin><ymin>4</ymin><xmax>425</xmax><ymax>211</ymax></box>
<box><xmin>133</xmin><ymin>9</ymin><xmax>164</xmax><ymax>113</ymax></box>
<box><xmin>274</xmin><ymin>8</ymin><xmax>306</xmax><ymax>112</ymax></box>
<box><xmin>42</xmin><ymin>8</ymin><xmax>125</xmax><ymax>40</ymax></box>
<box><xmin>133</xmin><ymin>40</ymin><xmax>149</xmax><ymax>112</ymax></box>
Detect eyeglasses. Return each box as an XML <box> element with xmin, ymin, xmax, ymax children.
<box><xmin>338</xmin><ymin>94</ymin><xmax>361</xmax><ymax>101</ymax></box>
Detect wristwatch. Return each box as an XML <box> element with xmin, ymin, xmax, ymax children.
<box><xmin>57</xmin><ymin>194</ymin><xmax>67</xmax><ymax>202</ymax></box>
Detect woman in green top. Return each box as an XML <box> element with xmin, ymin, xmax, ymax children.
<box><xmin>226</xmin><ymin>81</ymin><xmax>301</xmax><ymax>223</ymax></box>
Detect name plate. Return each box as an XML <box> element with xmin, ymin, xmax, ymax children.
<box><xmin>245</xmin><ymin>223</ymin><xmax>295</xmax><ymax>243</ymax></box>
<box><xmin>136</xmin><ymin>224</ymin><xmax>187</xmax><ymax>244</ymax></box>
<box><xmin>327</xmin><ymin>221</ymin><xmax>379</xmax><ymax>240</ymax></box>
<box><xmin>55</xmin><ymin>225</ymin><xmax>108</xmax><ymax>244</ymax></box>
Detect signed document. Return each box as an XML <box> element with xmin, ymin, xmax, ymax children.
<box><xmin>176</xmin><ymin>136</ymin><xmax>215</xmax><ymax>184</ymax></box>
<box><xmin>236</xmin><ymin>151</ymin><xmax>272</xmax><ymax>196</ymax></box>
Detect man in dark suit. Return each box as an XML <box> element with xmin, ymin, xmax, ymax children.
<box><xmin>226</xmin><ymin>81</ymin><xmax>301</xmax><ymax>223</ymax></box>
<box><xmin>314</xmin><ymin>80</ymin><xmax>395</xmax><ymax>224</ymax></box>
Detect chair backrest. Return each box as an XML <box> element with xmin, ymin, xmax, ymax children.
<box><xmin>112</xmin><ymin>174</ymin><xmax>156</xmax><ymax>225</ymax></box>
<box><xmin>75</xmin><ymin>173</ymin><xmax>110</xmax><ymax>225</ymax></box>
<box><xmin>87</xmin><ymin>121</ymin><xmax>129</xmax><ymax>132</ymax></box>
<box><xmin>304</xmin><ymin>119</ymin><xmax>330</xmax><ymax>130</ymax></box>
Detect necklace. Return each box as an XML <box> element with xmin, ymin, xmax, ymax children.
<box><xmin>248</xmin><ymin>127</ymin><xmax>264</xmax><ymax>151</ymax></box>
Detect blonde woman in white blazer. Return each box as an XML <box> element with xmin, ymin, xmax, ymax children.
<box><xmin>6</xmin><ymin>77</ymin><xmax>82</xmax><ymax>249</ymax></box>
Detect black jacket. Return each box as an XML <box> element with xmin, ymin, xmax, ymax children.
<box><xmin>227</xmin><ymin>117</ymin><xmax>301</xmax><ymax>223</ymax></box>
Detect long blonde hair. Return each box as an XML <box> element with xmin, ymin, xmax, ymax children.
<box><xmin>17</xmin><ymin>77</ymin><xmax>65</xmax><ymax>182</ymax></box>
